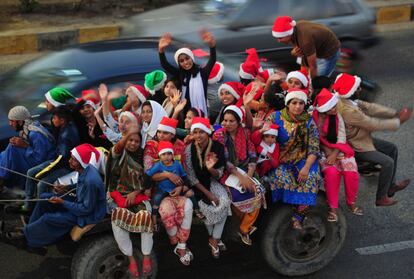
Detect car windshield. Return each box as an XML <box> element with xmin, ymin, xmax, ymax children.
<box><xmin>0</xmin><ymin>49</ymin><xmax>87</xmax><ymax>114</ymax></box>
<box><xmin>196</xmin><ymin>0</ymin><xmax>249</xmax><ymax>23</ymax></box>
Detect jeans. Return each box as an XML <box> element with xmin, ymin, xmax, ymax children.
<box><xmin>317</xmin><ymin>49</ymin><xmax>341</xmax><ymax>77</ymax></box>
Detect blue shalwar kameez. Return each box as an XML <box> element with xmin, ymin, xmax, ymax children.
<box><xmin>24</xmin><ymin>165</ymin><xmax>107</xmax><ymax>247</ymax></box>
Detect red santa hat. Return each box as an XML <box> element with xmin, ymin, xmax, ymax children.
<box><xmin>224</xmin><ymin>105</ymin><xmax>245</xmax><ymax>123</ymax></box>
<box><xmin>127</xmin><ymin>85</ymin><xmax>149</xmax><ymax>104</ymax></box>
<box><xmin>315</xmin><ymin>88</ymin><xmax>338</xmax><ymax>113</ymax></box>
<box><xmin>285</xmin><ymin>88</ymin><xmax>308</xmax><ymax>105</ymax></box>
<box><xmin>77</xmin><ymin>90</ymin><xmax>100</xmax><ymax>110</ymax></box>
<box><xmin>263</xmin><ymin>124</ymin><xmax>279</xmax><ymax>137</ymax></box>
<box><xmin>157</xmin><ymin>116</ymin><xmax>178</xmax><ymax>135</ymax></box>
<box><xmin>190</xmin><ymin>117</ymin><xmax>212</xmax><ymax>135</ymax></box>
<box><xmin>218</xmin><ymin>81</ymin><xmax>245</xmax><ymax>100</ymax></box>
<box><xmin>239</xmin><ymin>48</ymin><xmax>261</xmax><ymax>80</ymax></box>
<box><xmin>272</xmin><ymin>16</ymin><xmax>296</xmax><ymax>38</ymax></box>
<box><xmin>174</xmin><ymin>47</ymin><xmax>195</xmax><ymax>65</ymax></box>
<box><xmin>257</xmin><ymin>68</ymin><xmax>274</xmax><ymax>83</ymax></box>
<box><xmin>208</xmin><ymin>62</ymin><xmax>225</xmax><ymax>84</ymax></box>
<box><xmin>71</xmin><ymin>143</ymin><xmax>101</xmax><ymax>169</ymax></box>
<box><xmin>158</xmin><ymin>141</ymin><xmax>174</xmax><ymax>155</ymax></box>
<box><xmin>286</xmin><ymin>69</ymin><xmax>309</xmax><ymax>88</ymax></box>
<box><xmin>332</xmin><ymin>73</ymin><xmax>361</xmax><ymax>99</ymax></box>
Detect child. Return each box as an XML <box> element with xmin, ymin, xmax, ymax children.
<box><xmin>161</xmin><ymin>77</ymin><xmax>182</xmax><ymax>117</ymax></box>
<box><xmin>312</xmin><ymin>88</ymin><xmax>363</xmax><ymax>222</ymax></box>
<box><xmin>250</xmin><ymin>123</ymin><xmax>280</xmax><ymax>178</ymax></box>
<box><xmin>146</xmin><ymin>141</ymin><xmax>202</xmax><ymax>229</ymax></box>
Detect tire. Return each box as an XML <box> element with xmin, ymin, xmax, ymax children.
<box><xmin>71</xmin><ymin>233</ymin><xmax>158</xmax><ymax>279</ymax></box>
<box><xmin>261</xmin><ymin>193</ymin><xmax>347</xmax><ymax>276</ymax></box>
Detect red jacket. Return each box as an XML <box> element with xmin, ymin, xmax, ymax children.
<box><xmin>251</xmin><ymin>130</ymin><xmax>280</xmax><ymax>177</ymax></box>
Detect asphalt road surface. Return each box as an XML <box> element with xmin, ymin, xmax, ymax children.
<box><xmin>0</xmin><ymin>29</ymin><xmax>413</xmax><ymax>279</ymax></box>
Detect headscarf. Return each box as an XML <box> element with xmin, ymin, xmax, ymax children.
<box><xmin>140</xmin><ymin>100</ymin><xmax>167</xmax><ymax>148</ymax></box>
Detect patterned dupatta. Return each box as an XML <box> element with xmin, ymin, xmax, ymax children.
<box><xmin>279</xmin><ymin>108</ymin><xmax>310</xmax><ymax>164</ymax></box>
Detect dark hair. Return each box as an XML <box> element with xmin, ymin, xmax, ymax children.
<box><xmin>51</xmin><ymin>106</ymin><xmax>72</xmax><ymax>122</ymax></box>
<box><xmin>164</xmin><ymin>77</ymin><xmax>182</xmax><ymax>91</ymax></box>
<box><xmin>223</xmin><ymin>109</ymin><xmax>241</xmax><ymax>123</ymax></box>
<box><xmin>264</xmin><ymin>82</ymin><xmax>285</xmax><ymax>111</ymax></box>
<box><xmin>239</xmin><ymin>77</ymin><xmax>253</xmax><ymax>86</ymax></box>
<box><xmin>142</xmin><ymin>100</ymin><xmax>152</xmax><ymax>110</ymax></box>
<box><xmin>188</xmin><ymin>107</ymin><xmax>205</xmax><ymax>118</ymax></box>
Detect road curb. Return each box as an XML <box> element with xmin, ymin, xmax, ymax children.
<box><xmin>0</xmin><ymin>25</ymin><xmax>121</xmax><ymax>55</ymax></box>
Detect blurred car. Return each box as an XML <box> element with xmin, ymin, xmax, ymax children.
<box><xmin>122</xmin><ymin>0</ymin><xmax>378</xmax><ymax>68</ymax></box>
<box><xmin>0</xmin><ymin>38</ymin><xmax>239</xmax><ymax>150</ymax></box>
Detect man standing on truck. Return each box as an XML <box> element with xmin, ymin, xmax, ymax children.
<box><xmin>272</xmin><ymin>15</ymin><xmax>341</xmax><ymax>79</ymax></box>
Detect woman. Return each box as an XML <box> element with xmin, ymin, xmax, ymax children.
<box><xmin>213</xmin><ymin>105</ymin><xmax>265</xmax><ymax>246</ymax></box>
<box><xmin>214</xmin><ymin>81</ymin><xmax>244</xmax><ymax>126</ymax></box>
<box><xmin>158</xmin><ymin>30</ymin><xmax>216</xmax><ymax>116</ymax></box>
<box><xmin>266</xmin><ymin>89</ymin><xmax>321</xmax><ymax>230</ymax></box>
<box><xmin>143</xmin><ymin>117</ymin><xmax>194</xmax><ymax>266</ymax></box>
<box><xmin>106</xmin><ymin>127</ymin><xmax>153</xmax><ymax>278</ymax></box>
<box><xmin>140</xmin><ymin>100</ymin><xmax>167</xmax><ymax>148</ymax></box>
<box><xmin>185</xmin><ymin>117</ymin><xmax>231</xmax><ymax>258</ymax></box>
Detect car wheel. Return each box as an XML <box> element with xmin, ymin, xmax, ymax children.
<box><xmin>261</xmin><ymin>193</ymin><xmax>347</xmax><ymax>276</ymax></box>
<box><xmin>71</xmin><ymin>233</ymin><xmax>158</xmax><ymax>279</ymax></box>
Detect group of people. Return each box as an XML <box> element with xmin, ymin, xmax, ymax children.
<box><xmin>0</xmin><ymin>15</ymin><xmax>412</xmax><ymax>278</ymax></box>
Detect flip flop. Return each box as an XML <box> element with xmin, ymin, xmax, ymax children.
<box><xmin>327</xmin><ymin>211</ymin><xmax>338</xmax><ymax>222</ymax></box>
<box><xmin>347</xmin><ymin>205</ymin><xmax>363</xmax><ymax>216</ymax></box>
<box><xmin>208</xmin><ymin>242</ymin><xmax>220</xmax><ymax>259</ymax></box>
<box><xmin>173</xmin><ymin>246</ymin><xmax>192</xmax><ymax>266</ymax></box>
<box><xmin>238</xmin><ymin>232</ymin><xmax>252</xmax><ymax>246</ymax></box>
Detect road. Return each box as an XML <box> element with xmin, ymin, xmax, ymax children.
<box><xmin>0</xmin><ymin>29</ymin><xmax>414</xmax><ymax>279</ymax></box>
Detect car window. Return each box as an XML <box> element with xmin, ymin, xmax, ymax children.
<box><xmin>227</xmin><ymin>0</ymin><xmax>281</xmax><ymax>28</ymax></box>
<box><xmin>287</xmin><ymin>0</ymin><xmax>356</xmax><ymax>20</ymax></box>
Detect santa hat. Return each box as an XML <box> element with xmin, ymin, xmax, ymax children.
<box><xmin>190</xmin><ymin>117</ymin><xmax>212</xmax><ymax>135</ymax></box>
<box><xmin>314</xmin><ymin>89</ymin><xmax>338</xmax><ymax>113</ymax></box>
<box><xmin>218</xmin><ymin>81</ymin><xmax>245</xmax><ymax>100</ymax></box>
<box><xmin>174</xmin><ymin>47</ymin><xmax>195</xmax><ymax>65</ymax></box>
<box><xmin>119</xmin><ymin>111</ymin><xmax>139</xmax><ymax>125</ymax></box>
<box><xmin>208</xmin><ymin>62</ymin><xmax>225</xmax><ymax>84</ymax></box>
<box><xmin>45</xmin><ymin>87</ymin><xmax>75</xmax><ymax>107</ymax></box>
<box><xmin>239</xmin><ymin>48</ymin><xmax>261</xmax><ymax>80</ymax></box>
<box><xmin>332</xmin><ymin>73</ymin><xmax>361</xmax><ymax>99</ymax></box>
<box><xmin>77</xmin><ymin>89</ymin><xmax>100</xmax><ymax>110</ymax></box>
<box><xmin>257</xmin><ymin>68</ymin><xmax>274</xmax><ymax>83</ymax></box>
<box><xmin>145</xmin><ymin>70</ymin><xmax>167</xmax><ymax>95</ymax></box>
<box><xmin>263</xmin><ymin>124</ymin><xmax>279</xmax><ymax>137</ymax></box>
<box><xmin>127</xmin><ymin>85</ymin><xmax>149</xmax><ymax>104</ymax></box>
<box><xmin>285</xmin><ymin>88</ymin><xmax>308</xmax><ymax>105</ymax></box>
<box><xmin>71</xmin><ymin>143</ymin><xmax>101</xmax><ymax>169</ymax></box>
<box><xmin>157</xmin><ymin>117</ymin><xmax>178</xmax><ymax>135</ymax></box>
<box><xmin>158</xmin><ymin>141</ymin><xmax>174</xmax><ymax>155</ymax></box>
<box><xmin>286</xmin><ymin>69</ymin><xmax>309</xmax><ymax>88</ymax></box>
<box><xmin>272</xmin><ymin>16</ymin><xmax>296</xmax><ymax>38</ymax></box>
<box><xmin>224</xmin><ymin>105</ymin><xmax>244</xmax><ymax>122</ymax></box>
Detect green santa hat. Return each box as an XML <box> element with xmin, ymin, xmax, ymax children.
<box><xmin>144</xmin><ymin>70</ymin><xmax>167</xmax><ymax>95</ymax></box>
<box><xmin>45</xmin><ymin>87</ymin><xmax>75</xmax><ymax>107</ymax></box>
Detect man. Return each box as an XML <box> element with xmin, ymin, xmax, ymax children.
<box><xmin>2</xmin><ymin>143</ymin><xmax>107</xmax><ymax>255</ymax></box>
<box><xmin>334</xmin><ymin>73</ymin><xmax>412</xmax><ymax>206</ymax></box>
<box><xmin>272</xmin><ymin>15</ymin><xmax>341</xmax><ymax>79</ymax></box>
<box><xmin>0</xmin><ymin>106</ymin><xmax>56</xmax><ymax>193</ymax></box>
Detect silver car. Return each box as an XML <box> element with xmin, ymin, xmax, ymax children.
<box><xmin>122</xmin><ymin>0</ymin><xmax>377</xmax><ymax>67</ymax></box>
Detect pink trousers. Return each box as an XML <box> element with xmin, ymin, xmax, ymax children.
<box><xmin>323</xmin><ymin>164</ymin><xmax>359</xmax><ymax>209</ymax></box>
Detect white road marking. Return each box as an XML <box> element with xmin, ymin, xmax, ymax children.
<box><xmin>356</xmin><ymin>240</ymin><xmax>414</xmax><ymax>255</ymax></box>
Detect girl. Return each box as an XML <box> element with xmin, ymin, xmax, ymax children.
<box><xmin>140</xmin><ymin>100</ymin><xmax>167</xmax><ymax>148</ymax></box>
<box><xmin>313</xmin><ymin>89</ymin><xmax>363</xmax><ymax>222</ymax></box>
<box><xmin>214</xmin><ymin>81</ymin><xmax>244</xmax><ymax>127</ymax></box>
<box><xmin>158</xmin><ymin>29</ymin><xmax>216</xmax><ymax>116</ymax></box>
<box><xmin>162</xmin><ymin>77</ymin><xmax>182</xmax><ymax>117</ymax></box>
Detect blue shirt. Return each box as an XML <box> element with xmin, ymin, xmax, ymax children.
<box><xmin>146</xmin><ymin>160</ymin><xmax>187</xmax><ymax>193</ymax></box>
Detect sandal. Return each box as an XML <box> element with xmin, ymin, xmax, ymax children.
<box><xmin>327</xmin><ymin>211</ymin><xmax>338</xmax><ymax>222</ymax></box>
<box><xmin>128</xmin><ymin>261</ymin><xmax>139</xmax><ymax>278</ymax></box>
<box><xmin>208</xmin><ymin>242</ymin><xmax>220</xmax><ymax>259</ymax></box>
<box><xmin>347</xmin><ymin>205</ymin><xmax>363</xmax><ymax>216</ymax></box>
<box><xmin>217</xmin><ymin>240</ymin><xmax>227</xmax><ymax>251</ymax></box>
<box><xmin>142</xmin><ymin>257</ymin><xmax>152</xmax><ymax>276</ymax></box>
<box><xmin>248</xmin><ymin>226</ymin><xmax>257</xmax><ymax>235</ymax></box>
<box><xmin>173</xmin><ymin>245</ymin><xmax>192</xmax><ymax>266</ymax></box>
<box><xmin>238</xmin><ymin>232</ymin><xmax>252</xmax><ymax>246</ymax></box>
